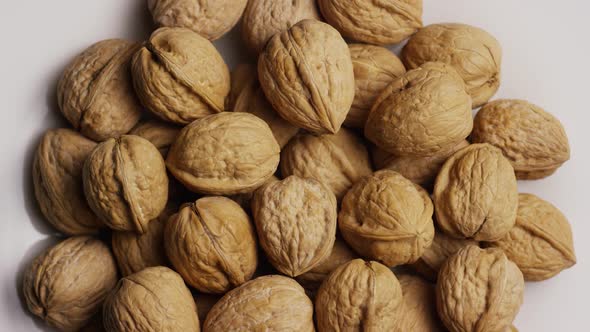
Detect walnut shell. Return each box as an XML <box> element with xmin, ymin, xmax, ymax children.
<box><xmin>280</xmin><ymin>129</ymin><xmax>372</xmax><ymax>201</ymax></box>
<box><xmin>365</xmin><ymin>62</ymin><xmax>473</xmax><ymax>156</ymax></box>
<box><xmin>166</xmin><ymin>112</ymin><xmax>280</xmax><ymax>195</ymax></box>
<box><xmin>471</xmin><ymin>99</ymin><xmax>570</xmax><ymax>180</ymax></box>
<box><xmin>103</xmin><ymin>266</ymin><xmax>200</xmax><ymax>332</ymax></box>
<box><xmin>132</xmin><ymin>27</ymin><xmax>230</xmax><ymax>124</ymax></box>
<box><xmin>57</xmin><ymin>39</ymin><xmax>142</xmax><ymax>141</ymax></box>
<box><xmin>339</xmin><ymin>170</ymin><xmax>435</xmax><ymax>266</ymax></box>
<box><xmin>315</xmin><ymin>259</ymin><xmax>403</xmax><ymax>331</ymax></box>
<box><xmin>318</xmin><ymin>0</ymin><xmax>423</xmax><ymax>45</ymax></box>
<box><xmin>403</xmin><ymin>23</ymin><xmax>502</xmax><ymax>108</ymax></box>
<box><xmin>23</xmin><ymin>237</ymin><xmax>118</xmax><ymax>331</ymax></box>
<box><xmin>203</xmin><ymin>275</ymin><xmax>315</xmax><ymax>332</ymax></box>
<box><xmin>229</xmin><ymin>175</ymin><xmax>279</xmax><ymax>211</ymax></box>
<box><xmin>129</xmin><ymin>119</ymin><xmax>181</xmax><ymax>156</ymax></box>
<box><xmin>252</xmin><ymin>176</ymin><xmax>337</xmax><ymax>277</ymax></box>
<box><xmin>258</xmin><ymin>19</ymin><xmax>355</xmax><ymax>135</ymax></box>
<box><xmin>487</xmin><ymin>193</ymin><xmax>576</xmax><ymax>281</ymax></box>
<box><xmin>164</xmin><ymin>197</ymin><xmax>258</xmax><ymax>293</ymax></box>
<box><xmin>396</xmin><ymin>275</ymin><xmax>444</xmax><ymax>332</ymax></box>
<box><xmin>433</xmin><ymin>143</ymin><xmax>518</xmax><ymax>241</ymax></box>
<box><xmin>83</xmin><ymin>135</ymin><xmax>169</xmax><ymax>233</ymax></box>
<box><xmin>436</xmin><ymin>245</ymin><xmax>524</xmax><ymax>332</ymax></box>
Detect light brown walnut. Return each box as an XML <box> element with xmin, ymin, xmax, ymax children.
<box><xmin>129</xmin><ymin>119</ymin><xmax>181</xmax><ymax>157</ymax></box>
<box><xmin>396</xmin><ymin>275</ymin><xmax>445</xmax><ymax>332</ymax></box>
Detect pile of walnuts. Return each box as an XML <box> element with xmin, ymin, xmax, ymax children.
<box><xmin>25</xmin><ymin>0</ymin><xmax>575</xmax><ymax>331</ymax></box>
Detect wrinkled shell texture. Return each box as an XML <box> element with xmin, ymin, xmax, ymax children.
<box><xmin>258</xmin><ymin>19</ymin><xmax>355</xmax><ymax>134</ymax></box>
<box><xmin>434</xmin><ymin>144</ymin><xmax>518</xmax><ymax>241</ymax></box>
<box><xmin>365</xmin><ymin>62</ymin><xmax>473</xmax><ymax>156</ymax></box>
<box><xmin>57</xmin><ymin>39</ymin><xmax>141</xmax><ymax>141</ymax></box>
<box><xmin>318</xmin><ymin>0</ymin><xmax>423</xmax><ymax>45</ymax></box>
<box><xmin>488</xmin><ymin>193</ymin><xmax>576</xmax><ymax>281</ymax></box>
<box><xmin>403</xmin><ymin>23</ymin><xmax>502</xmax><ymax>108</ymax></box>
<box><xmin>242</xmin><ymin>0</ymin><xmax>321</xmax><ymax>54</ymax></box>
<box><xmin>103</xmin><ymin>266</ymin><xmax>200</xmax><ymax>332</ymax></box>
<box><xmin>83</xmin><ymin>135</ymin><xmax>169</xmax><ymax>233</ymax></box>
<box><xmin>397</xmin><ymin>275</ymin><xmax>444</xmax><ymax>332</ymax></box>
<box><xmin>281</xmin><ymin>129</ymin><xmax>372</xmax><ymax>201</ymax></box>
<box><xmin>148</xmin><ymin>0</ymin><xmax>247</xmax><ymax>40</ymax></box>
<box><xmin>132</xmin><ymin>27</ymin><xmax>230</xmax><ymax>124</ymax></box>
<box><xmin>23</xmin><ymin>237</ymin><xmax>118</xmax><ymax>331</ymax></box>
<box><xmin>129</xmin><ymin>119</ymin><xmax>181</xmax><ymax>156</ymax></box>
<box><xmin>252</xmin><ymin>176</ymin><xmax>337</xmax><ymax>277</ymax></box>
<box><xmin>203</xmin><ymin>275</ymin><xmax>315</xmax><ymax>332</ymax></box>
<box><xmin>166</xmin><ymin>112</ymin><xmax>280</xmax><ymax>195</ymax></box>
<box><xmin>165</xmin><ymin>197</ymin><xmax>258</xmax><ymax>293</ymax></box>
<box><xmin>339</xmin><ymin>170</ymin><xmax>435</xmax><ymax>266</ymax></box>
<box><xmin>437</xmin><ymin>246</ymin><xmax>524</xmax><ymax>332</ymax></box>
<box><xmin>472</xmin><ymin>99</ymin><xmax>570</xmax><ymax>180</ymax></box>
<box><xmin>315</xmin><ymin>259</ymin><xmax>403</xmax><ymax>331</ymax></box>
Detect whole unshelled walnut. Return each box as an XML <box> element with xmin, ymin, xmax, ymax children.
<box><xmin>403</xmin><ymin>23</ymin><xmax>502</xmax><ymax>108</ymax></box>
<box><xmin>396</xmin><ymin>275</ymin><xmax>445</xmax><ymax>332</ymax></box>
<box><xmin>83</xmin><ymin>135</ymin><xmax>169</xmax><ymax>233</ymax></box>
<box><xmin>339</xmin><ymin>170</ymin><xmax>435</xmax><ymax>267</ymax></box>
<box><xmin>471</xmin><ymin>99</ymin><xmax>570</xmax><ymax>179</ymax></box>
<box><xmin>132</xmin><ymin>27</ymin><xmax>230</xmax><ymax>125</ymax></box>
<box><xmin>258</xmin><ymin>19</ymin><xmax>355</xmax><ymax>135</ymax></box>
<box><xmin>57</xmin><ymin>39</ymin><xmax>141</xmax><ymax>141</ymax></box>
<box><xmin>437</xmin><ymin>245</ymin><xmax>524</xmax><ymax>332</ymax></box>
<box><xmin>128</xmin><ymin>119</ymin><xmax>181</xmax><ymax>157</ymax></box>
<box><xmin>365</xmin><ymin>62</ymin><xmax>472</xmax><ymax>156</ymax></box>
<box><xmin>23</xmin><ymin>236</ymin><xmax>118</xmax><ymax>331</ymax></box>
<box><xmin>103</xmin><ymin>266</ymin><xmax>200</xmax><ymax>332</ymax></box>
<box><xmin>164</xmin><ymin>196</ymin><xmax>258</xmax><ymax>293</ymax></box>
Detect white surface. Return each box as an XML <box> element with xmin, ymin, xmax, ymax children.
<box><xmin>0</xmin><ymin>1</ymin><xmax>588</xmax><ymax>331</ymax></box>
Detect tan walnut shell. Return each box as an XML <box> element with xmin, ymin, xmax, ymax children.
<box><xmin>487</xmin><ymin>193</ymin><xmax>576</xmax><ymax>281</ymax></box>
<box><xmin>315</xmin><ymin>259</ymin><xmax>403</xmax><ymax>331</ymax></box>
<box><xmin>164</xmin><ymin>196</ymin><xmax>258</xmax><ymax>293</ymax></box>
<box><xmin>166</xmin><ymin>112</ymin><xmax>280</xmax><ymax>195</ymax></box>
<box><xmin>318</xmin><ymin>0</ymin><xmax>423</xmax><ymax>45</ymax></box>
<box><xmin>83</xmin><ymin>135</ymin><xmax>169</xmax><ymax>233</ymax></box>
<box><xmin>339</xmin><ymin>170</ymin><xmax>435</xmax><ymax>266</ymax></box>
<box><xmin>396</xmin><ymin>274</ymin><xmax>445</xmax><ymax>332</ymax></box>
<box><xmin>23</xmin><ymin>236</ymin><xmax>118</xmax><ymax>331</ymax></box>
<box><xmin>403</xmin><ymin>23</ymin><xmax>502</xmax><ymax>108</ymax></box>
<box><xmin>132</xmin><ymin>27</ymin><xmax>230</xmax><ymax>124</ymax></box>
<box><xmin>436</xmin><ymin>245</ymin><xmax>524</xmax><ymax>332</ymax></box>
<box><xmin>148</xmin><ymin>0</ymin><xmax>247</xmax><ymax>41</ymax></box>
<box><xmin>203</xmin><ymin>275</ymin><xmax>315</xmax><ymax>332</ymax></box>
<box><xmin>129</xmin><ymin>119</ymin><xmax>181</xmax><ymax>157</ymax></box>
<box><xmin>252</xmin><ymin>176</ymin><xmax>337</xmax><ymax>277</ymax></box>
<box><xmin>258</xmin><ymin>19</ymin><xmax>355</xmax><ymax>135</ymax></box>
<box><xmin>433</xmin><ymin>143</ymin><xmax>518</xmax><ymax>241</ymax></box>
<box><xmin>471</xmin><ymin>99</ymin><xmax>570</xmax><ymax>180</ymax></box>
<box><xmin>103</xmin><ymin>266</ymin><xmax>200</xmax><ymax>332</ymax></box>
<box><xmin>57</xmin><ymin>39</ymin><xmax>141</xmax><ymax>141</ymax></box>
<box><xmin>365</xmin><ymin>62</ymin><xmax>473</xmax><ymax>156</ymax></box>
<box><xmin>280</xmin><ymin>129</ymin><xmax>373</xmax><ymax>201</ymax></box>
<box><xmin>242</xmin><ymin>0</ymin><xmax>321</xmax><ymax>54</ymax></box>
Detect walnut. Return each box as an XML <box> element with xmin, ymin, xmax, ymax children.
<box><xmin>258</xmin><ymin>19</ymin><xmax>355</xmax><ymax>134</ymax></box>
<box><xmin>396</xmin><ymin>275</ymin><xmax>445</xmax><ymax>332</ymax></box>
<box><xmin>229</xmin><ymin>175</ymin><xmax>279</xmax><ymax>211</ymax></box>
<box><xmin>129</xmin><ymin>119</ymin><xmax>181</xmax><ymax>156</ymax></box>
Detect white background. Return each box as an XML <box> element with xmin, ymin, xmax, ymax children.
<box><xmin>0</xmin><ymin>1</ymin><xmax>588</xmax><ymax>331</ymax></box>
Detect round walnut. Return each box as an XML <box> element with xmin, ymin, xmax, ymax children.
<box><xmin>403</xmin><ymin>23</ymin><xmax>502</xmax><ymax>108</ymax></box>
<box><xmin>57</xmin><ymin>39</ymin><xmax>141</xmax><ymax>141</ymax></box>
<box><xmin>280</xmin><ymin>129</ymin><xmax>373</xmax><ymax>201</ymax></box>
<box><xmin>472</xmin><ymin>99</ymin><xmax>570</xmax><ymax>180</ymax></box>
<box><xmin>103</xmin><ymin>266</ymin><xmax>200</xmax><ymax>332</ymax></box>
<box><xmin>132</xmin><ymin>27</ymin><xmax>230</xmax><ymax>125</ymax></box>
<box><xmin>437</xmin><ymin>245</ymin><xmax>524</xmax><ymax>332</ymax></box>
<box><xmin>83</xmin><ymin>135</ymin><xmax>169</xmax><ymax>233</ymax></box>
<box><xmin>258</xmin><ymin>19</ymin><xmax>355</xmax><ymax>135</ymax></box>
<box><xmin>365</xmin><ymin>62</ymin><xmax>472</xmax><ymax>156</ymax></box>
<box><xmin>315</xmin><ymin>259</ymin><xmax>403</xmax><ymax>331</ymax></box>
<box><xmin>129</xmin><ymin>119</ymin><xmax>181</xmax><ymax>157</ymax></box>
<box><xmin>396</xmin><ymin>275</ymin><xmax>444</xmax><ymax>332</ymax></box>
<box><xmin>166</xmin><ymin>112</ymin><xmax>280</xmax><ymax>195</ymax></box>
<box><xmin>318</xmin><ymin>0</ymin><xmax>423</xmax><ymax>45</ymax></box>
<box><xmin>252</xmin><ymin>176</ymin><xmax>337</xmax><ymax>277</ymax></box>
<box><xmin>339</xmin><ymin>170</ymin><xmax>435</xmax><ymax>267</ymax></box>
<box><xmin>433</xmin><ymin>143</ymin><xmax>518</xmax><ymax>241</ymax></box>
<box><xmin>487</xmin><ymin>193</ymin><xmax>576</xmax><ymax>281</ymax></box>
<box><xmin>164</xmin><ymin>197</ymin><xmax>258</xmax><ymax>294</ymax></box>
<box><xmin>23</xmin><ymin>237</ymin><xmax>118</xmax><ymax>331</ymax></box>
<box><xmin>203</xmin><ymin>275</ymin><xmax>315</xmax><ymax>332</ymax></box>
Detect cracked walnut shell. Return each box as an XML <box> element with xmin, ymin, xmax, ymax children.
<box><xmin>396</xmin><ymin>275</ymin><xmax>444</xmax><ymax>332</ymax></box>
